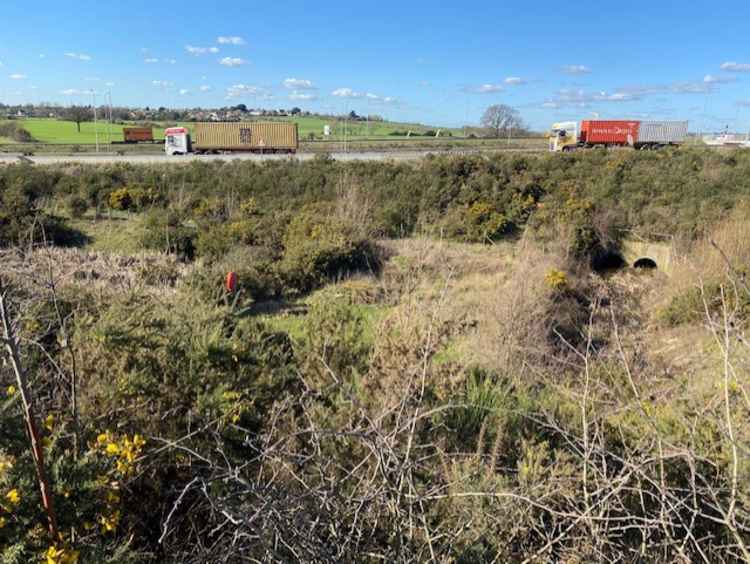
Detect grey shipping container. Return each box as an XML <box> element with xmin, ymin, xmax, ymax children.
<box><xmin>637</xmin><ymin>121</ymin><xmax>688</xmax><ymax>145</ymax></box>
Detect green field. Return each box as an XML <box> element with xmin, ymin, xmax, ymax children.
<box><xmin>0</xmin><ymin>118</ymin><xmax>171</xmax><ymax>145</ymax></box>
<box><xmin>264</xmin><ymin>115</ymin><xmax>464</xmax><ymax>140</ymax></box>
<box><xmin>0</xmin><ymin>116</ymin><xmax>464</xmax><ymax>146</ymax></box>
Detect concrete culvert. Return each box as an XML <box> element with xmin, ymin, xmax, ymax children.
<box><xmin>634</xmin><ymin>258</ymin><xmax>658</xmax><ymax>270</ymax></box>
<box><xmin>592</xmin><ymin>250</ymin><xmax>627</xmax><ymax>273</ymax></box>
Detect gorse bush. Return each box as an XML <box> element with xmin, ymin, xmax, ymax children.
<box><xmin>4</xmin><ymin>147</ymin><xmax>750</xmax><ymax>257</ymax></box>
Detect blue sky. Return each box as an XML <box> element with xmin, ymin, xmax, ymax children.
<box><xmin>1</xmin><ymin>0</ymin><xmax>749</xmax><ymax>131</ymax></box>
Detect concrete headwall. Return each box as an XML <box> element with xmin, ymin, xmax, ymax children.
<box><xmin>622</xmin><ymin>240</ymin><xmax>674</xmax><ymax>273</ymax></box>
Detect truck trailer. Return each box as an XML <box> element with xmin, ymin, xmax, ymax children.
<box><xmin>549</xmin><ymin>120</ymin><xmax>688</xmax><ymax>152</ymax></box>
<box><xmin>165</xmin><ymin>122</ymin><xmax>299</xmax><ymax>155</ymax></box>
<box><xmin>122</xmin><ymin>127</ymin><xmax>155</xmax><ymax>143</ymax></box>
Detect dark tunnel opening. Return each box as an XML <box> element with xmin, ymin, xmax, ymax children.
<box><xmin>634</xmin><ymin>258</ymin><xmax>658</xmax><ymax>270</ymax></box>
<box><xmin>592</xmin><ymin>250</ymin><xmax>627</xmax><ymax>273</ymax></box>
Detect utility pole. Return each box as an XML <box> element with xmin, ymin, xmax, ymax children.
<box><xmin>106</xmin><ymin>90</ymin><xmax>113</xmax><ymax>147</ymax></box>
<box><xmin>92</xmin><ymin>90</ymin><xmax>99</xmax><ymax>153</ymax></box>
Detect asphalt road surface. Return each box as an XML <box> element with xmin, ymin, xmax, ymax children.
<box><xmin>0</xmin><ymin>148</ymin><xmax>542</xmax><ymax>166</ymax></box>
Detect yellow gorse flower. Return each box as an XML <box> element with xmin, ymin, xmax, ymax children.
<box><xmin>0</xmin><ymin>516</ymin><xmax>6</xmax><ymax>528</ymax></box>
<box><xmin>6</xmin><ymin>385</ymin><xmax>16</xmax><ymax>397</ymax></box>
<box><xmin>44</xmin><ymin>414</ymin><xmax>55</xmax><ymax>432</ymax></box>
<box><xmin>6</xmin><ymin>488</ymin><xmax>21</xmax><ymax>506</ymax></box>
<box><xmin>99</xmin><ymin>509</ymin><xmax>121</xmax><ymax>533</ymax></box>
<box><xmin>46</xmin><ymin>545</ymin><xmax>80</xmax><ymax>564</ymax></box>
<box><xmin>0</xmin><ymin>458</ymin><xmax>12</xmax><ymax>474</ymax></box>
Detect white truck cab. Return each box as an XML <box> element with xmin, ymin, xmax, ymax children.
<box><xmin>549</xmin><ymin>122</ymin><xmax>578</xmax><ymax>152</ymax></box>
<box><xmin>165</xmin><ymin>127</ymin><xmax>190</xmax><ymax>155</ymax></box>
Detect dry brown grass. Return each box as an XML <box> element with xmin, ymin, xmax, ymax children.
<box><xmin>0</xmin><ymin>246</ymin><xmax>188</xmax><ymax>296</ymax></box>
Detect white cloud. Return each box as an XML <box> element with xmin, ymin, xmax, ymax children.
<box><xmin>217</xmin><ymin>36</ymin><xmax>245</xmax><ymax>45</ymax></box>
<box><xmin>289</xmin><ymin>92</ymin><xmax>317</xmax><ymax>101</ymax></box>
<box><xmin>152</xmin><ymin>80</ymin><xmax>174</xmax><ymax>87</ymax></box>
<box><xmin>704</xmin><ymin>74</ymin><xmax>736</xmax><ymax>84</ymax></box>
<box><xmin>179</xmin><ymin>89</ymin><xmax>189</xmax><ymax>96</ymax></box>
<box><xmin>562</xmin><ymin>65</ymin><xmax>591</xmax><ymax>75</ymax></box>
<box><xmin>145</xmin><ymin>58</ymin><xmax>159</xmax><ymax>64</ymax></box>
<box><xmin>60</xmin><ymin>89</ymin><xmax>86</xmax><ymax>96</ymax></box>
<box><xmin>543</xmin><ymin>88</ymin><xmax>640</xmax><ymax>108</ymax></box>
<box><xmin>463</xmin><ymin>83</ymin><xmax>504</xmax><ymax>94</ymax></box>
<box><xmin>283</xmin><ymin>78</ymin><xmax>316</xmax><ymax>90</ymax></box>
<box><xmin>219</xmin><ymin>57</ymin><xmax>246</xmax><ymax>67</ymax></box>
<box><xmin>332</xmin><ymin>87</ymin><xmax>362</xmax><ymax>98</ymax></box>
<box><xmin>165</xmin><ymin>58</ymin><xmax>177</xmax><ymax>65</ymax></box>
<box><xmin>65</xmin><ymin>52</ymin><xmax>92</xmax><ymax>61</ymax></box>
<box><xmin>105</xmin><ymin>82</ymin><xmax>115</xmax><ymax>87</ymax></box>
<box><xmin>226</xmin><ymin>83</ymin><xmax>269</xmax><ymax>99</ymax></box>
<box><xmin>199</xmin><ymin>85</ymin><xmax>212</xmax><ymax>92</ymax></box>
<box><xmin>671</xmin><ymin>81</ymin><xmax>712</xmax><ymax>94</ymax></box>
<box><xmin>9</xmin><ymin>74</ymin><xmax>27</xmax><ymax>80</ymax></box>
<box><xmin>186</xmin><ymin>45</ymin><xmax>220</xmax><ymax>55</ymax></box>
<box><xmin>504</xmin><ymin>77</ymin><xmax>527</xmax><ymax>85</ymax></box>
<box><xmin>721</xmin><ymin>62</ymin><xmax>750</xmax><ymax>72</ymax></box>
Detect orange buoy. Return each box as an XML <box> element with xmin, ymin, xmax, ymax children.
<box><xmin>225</xmin><ymin>272</ymin><xmax>238</xmax><ymax>293</ymax></box>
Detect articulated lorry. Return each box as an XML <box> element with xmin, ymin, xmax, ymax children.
<box><xmin>549</xmin><ymin>120</ymin><xmax>688</xmax><ymax>152</ymax></box>
<box><xmin>166</xmin><ymin>122</ymin><xmax>299</xmax><ymax>155</ymax></box>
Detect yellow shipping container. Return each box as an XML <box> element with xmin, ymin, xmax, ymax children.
<box><xmin>193</xmin><ymin>122</ymin><xmax>299</xmax><ymax>153</ymax></box>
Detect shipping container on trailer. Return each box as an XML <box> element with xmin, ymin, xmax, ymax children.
<box><xmin>580</xmin><ymin>120</ymin><xmax>640</xmax><ymax>146</ymax></box>
<box><xmin>193</xmin><ymin>122</ymin><xmax>298</xmax><ymax>153</ymax></box>
<box><xmin>636</xmin><ymin>121</ymin><xmax>689</xmax><ymax>147</ymax></box>
<box><xmin>122</xmin><ymin>127</ymin><xmax>154</xmax><ymax>143</ymax></box>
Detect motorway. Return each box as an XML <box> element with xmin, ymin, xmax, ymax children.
<box><xmin>0</xmin><ymin>148</ymin><xmax>542</xmax><ymax>165</ymax></box>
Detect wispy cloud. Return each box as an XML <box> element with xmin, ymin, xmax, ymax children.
<box><xmin>562</xmin><ymin>65</ymin><xmax>591</xmax><ymax>75</ymax></box>
<box><xmin>65</xmin><ymin>52</ymin><xmax>92</xmax><ymax>61</ymax></box>
<box><xmin>670</xmin><ymin>81</ymin><xmax>713</xmax><ymax>94</ymax></box>
<box><xmin>186</xmin><ymin>45</ymin><xmax>219</xmax><ymax>55</ymax></box>
<box><xmin>704</xmin><ymin>74</ymin><xmax>736</xmax><ymax>84</ymax></box>
<box><xmin>504</xmin><ymin>77</ymin><xmax>527</xmax><ymax>85</ymax></box>
<box><xmin>219</xmin><ymin>57</ymin><xmax>246</xmax><ymax>67</ymax></box>
<box><xmin>543</xmin><ymin>88</ymin><xmax>640</xmax><ymax>108</ymax></box>
<box><xmin>332</xmin><ymin>88</ymin><xmax>362</xmax><ymax>98</ymax></box>
<box><xmin>289</xmin><ymin>92</ymin><xmax>318</xmax><ymax>101</ymax></box>
<box><xmin>199</xmin><ymin>85</ymin><xmax>212</xmax><ymax>92</ymax></box>
<box><xmin>217</xmin><ymin>36</ymin><xmax>245</xmax><ymax>45</ymax></box>
<box><xmin>721</xmin><ymin>62</ymin><xmax>750</xmax><ymax>72</ymax></box>
<box><xmin>226</xmin><ymin>84</ymin><xmax>270</xmax><ymax>99</ymax></box>
<box><xmin>146</xmin><ymin>57</ymin><xmax>177</xmax><ymax>65</ymax></box>
<box><xmin>283</xmin><ymin>78</ymin><xmax>316</xmax><ymax>90</ymax></box>
<box><xmin>366</xmin><ymin>93</ymin><xmax>398</xmax><ymax>104</ymax></box>
<box><xmin>60</xmin><ymin>89</ymin><xmax>88</xmax><ymax>96</ymax></box>
<box><xmin>152</xmin><ymin>80</ymin><xmax>174</xmax><ymax>87</ymax></box>
<box><xmin>178</xmin><ymin>89</ymin><xmax>189</xmax><ymax>96</ymax></box>
<box><xmin>9</xmin><ymin>74</ymin><xmax>27</xmax><ymax>80</ymax></box>
<box><xmin>463</xmin><ymin>84</ymin><xmax>504</xmax><ymax>94</ymax></box>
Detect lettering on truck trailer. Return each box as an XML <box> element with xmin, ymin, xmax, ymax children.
<box><xmin>591</xmin><ymin>125</ymin><xmax>639</xmax><ymax>135</ymax></box>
